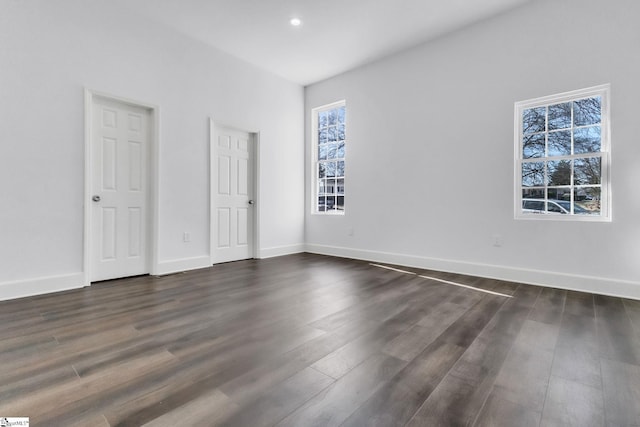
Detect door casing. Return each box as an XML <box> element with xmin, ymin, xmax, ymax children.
<box><xmin>84</xmin><ymin>89</ymin><xmax>160</xmax><ymax>285</ymax></box>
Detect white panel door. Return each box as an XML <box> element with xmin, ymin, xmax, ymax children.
<box><xmin>91</xmin><ymin>97</ymin><xmax>149</xmax><ymax>281</ymax></box>
<box><xmin>212</xmin><ymin>125</ymin><xmax>254</xmax><ymax>263</ymax></box>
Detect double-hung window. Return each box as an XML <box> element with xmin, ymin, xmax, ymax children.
<box><xmin>515</xmin><ymin>85</ymin><xmax>610</xmax><ymax>220</ymax></box>
<box><xmin>312</xmin><ymin>101</ymin><xmax>346</xmax><ymax>214</ymax></box>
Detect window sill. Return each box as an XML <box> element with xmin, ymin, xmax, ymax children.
<box><xmin>515</xmin><ymin>213</ymin><xmax>611</xmax><ymax>222</ymax></box>
<box><xmin>311</xmin><ymin>210</ymin><xmax>345</xmax><ymax>216</ymax></box>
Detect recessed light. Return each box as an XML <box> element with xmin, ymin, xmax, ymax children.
<box><xmin>290</xmin><ymin>17</ymin><xmax>302</xmax><ymax>27</ymax></box>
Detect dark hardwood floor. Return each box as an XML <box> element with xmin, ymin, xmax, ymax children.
<box><xmin>1</xmin><ymin>253</ymin><xmax>639</xmax><ymax>426</ymax></box>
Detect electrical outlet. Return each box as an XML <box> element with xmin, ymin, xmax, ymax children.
<box><xmin>183</xmin><ymin>232</ymin><xmax>191</xmax><ymax>243</ymax></box>
<box><xmin>492</xmin><ymin>234</ymin><xmax>503</xmax><ymax>247</ymax></box>
<box><xmin>347</xmin><ymin>227</ymin><xmax>354</xmax><ymax>236</ymax></box>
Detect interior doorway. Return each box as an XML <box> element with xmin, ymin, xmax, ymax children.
<box><xmin>84</xmin><ymin>90</ymin><xmax>158</xmax><ymax>283</ymax></box>
<box><xmin>210</xmin><ymin>120</ymin><xmax>258</xmax><ymax>264</ymax></box>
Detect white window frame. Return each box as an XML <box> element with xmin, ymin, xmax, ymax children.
<box><xmin>514</xmin><ymin>84</ymin><xmax>611</xmax><ymax>222</ymax></box>
<box><xmin>311</xmin><ymin>100</ymin><xmax>346</xmax><ymax>215</ymax></box>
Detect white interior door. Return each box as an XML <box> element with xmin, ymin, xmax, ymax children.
<box><xmin>91</xmin><ymin>97</ymin><xmax>150</xmax><ymax>281</ymax></box>
<box><xmin>212</xmin><ymin>124</ymin><xmax>254</xmax><ymax>264</ymax></box>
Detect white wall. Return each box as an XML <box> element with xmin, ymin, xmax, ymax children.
<box><xmin>305</xmin><ymin>0</ymin><xmax>640</xmax><ymax>299</ymax></box>
<box><xmin>0</xmin><ymin>0</ymin><xmax>304</xmax><ymax>299</ymax></box>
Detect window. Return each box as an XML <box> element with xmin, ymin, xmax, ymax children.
<box><xmin>312</xmin><ymin>101</ymin><xmax>346</xmax><ymax>213</ymax></box>
<box><xmin>515</xmin><ymin>85</ymin><xmax>610</xmax><ymax>221</ymax></box>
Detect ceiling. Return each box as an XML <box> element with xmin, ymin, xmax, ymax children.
<box><xmin>112</xmin><ymin>0</ymin><xmax>531</xmax><ymax>86</ymax></box>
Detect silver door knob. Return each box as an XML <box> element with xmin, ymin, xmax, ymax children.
<box><xmin>92</xmin><ymin>195</ymin><xmax>101</xmax><ymax>202</ymax></box>
<box><xmin>248</xmin><ymin>200</ymin><xmax>254</xmax><ymax>205</ymax></box>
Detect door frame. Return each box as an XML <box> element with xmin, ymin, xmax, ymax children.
<box><xmin>83</xmin><ymin>89</ymin><xmax>160</xmax><ymax>286</ymax></box>
<box><xmin>209</xmin><ymin>118</ymin><xmax>260</xmax><ymax>264</ymax></box>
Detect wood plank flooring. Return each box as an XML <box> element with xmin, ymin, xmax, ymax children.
<box><xmin>0</xmin><ymin>253</ymin><xmax>639</xmax><ymax>426</ymax></box>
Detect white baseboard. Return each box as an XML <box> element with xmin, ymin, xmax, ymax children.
<box><xmin>305</xmin><ymin>244</ymin><xmax>640</xmax><ymax>301</ymax></box>
<box><xmin>155</xmin><ymin>245</ymin><xmax>305</xmax><ymax>274</ymax></box>
<box><xmin>0</xmin><ymin>273</ymin><xmax>85</xmax><ymax>301</ymax></box>
<box><xmin>154</xmin><ymin>256</ymin><xmax>211</xmax><ymax>276</ymax></box>
<box><xmin>258</xmin><ymin>244</ymin><xmax>305</xmax><ymax>259</ymax></box>
<box><xmin>4</xmin><ymin>246</ymin><xmax>636</xmax><ymax>302</ymax></box>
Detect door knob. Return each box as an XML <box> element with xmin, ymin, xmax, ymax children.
<box><xmin>92</xmin><ymin>195</ymin><xmax>101</xmax><ymax>202</ymax></box>
<box><xmin>248</xmin><ymin>200</ymin><xmax>254</xmax><ymax>205</ymax></box>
